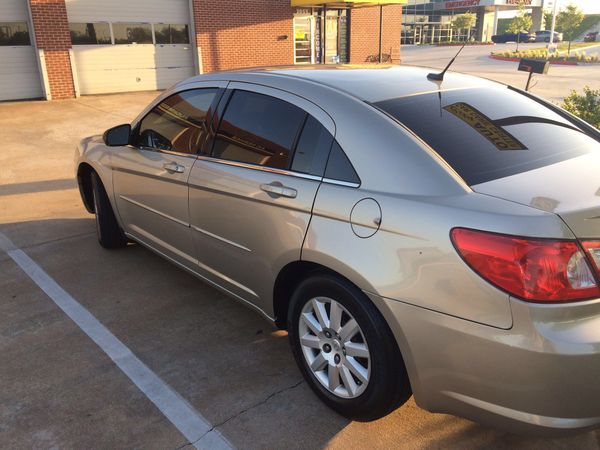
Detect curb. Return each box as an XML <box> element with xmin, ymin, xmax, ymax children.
<box><xmin>436</xmin><ymin>43</ymin><xmax>495</xmax><ymax>47</ymax></box>
<box><xmin>489</xmin><ymin>55</ymin><xmax>579</xmax><ymax>65</ymax></box>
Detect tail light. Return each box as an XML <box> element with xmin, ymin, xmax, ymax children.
<box><xmin>451</xmin><ymin>228</ymin><xmax>600</xmax><ymax>302</ymax></box>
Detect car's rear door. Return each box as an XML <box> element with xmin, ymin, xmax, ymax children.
<box><xmin>111</xmin><ymin>82</ymin><xmax>225</xmax><ymax>268</ymax></box>
<box><xmin>188</xmin><ymin>83</ymin><xmax>335</xmax><ymax>314</ymax></box>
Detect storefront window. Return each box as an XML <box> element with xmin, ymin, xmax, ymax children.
<box><xmin>338</xmin><ymin>10</ymin><xmax>348</xmax><ymax>64</ymax></box>
<box><xmin>294</xmin><ymin>8</ymin><xmax>349</xmax><ymax>65</ymax></box>
<box><xmin>294</xmin><ymin>13</ymin><xmax>313</xmax><ymax>64</ymax></box>
<box><xmin>325</xmin><ymin>10</ymin><xmax>339</xmax><ymax>64</ymax></box>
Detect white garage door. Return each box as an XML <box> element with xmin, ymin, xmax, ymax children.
<box><xmin>0</xmin><ymin>0</ymin><xmax>43</xmax><ymax>101</ymax></box>
<box><xmin>66</xmin><ymin>0</ymin><xmax>195</xmax><ymax>95</ymax></box>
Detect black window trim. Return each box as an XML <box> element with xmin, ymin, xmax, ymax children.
<box><xmin>131</xmin><ymin>87</ymin><xmax>224</xmax><ymax>157</ymax></box>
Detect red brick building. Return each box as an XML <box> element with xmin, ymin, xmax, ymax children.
<box><xmin>0</xmin><ymin>0</ymin><xmax>403</xmax><ymax>101</ymax></box>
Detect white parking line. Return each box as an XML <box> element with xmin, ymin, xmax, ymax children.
<box><xmin>0</xmin><ymin>232</ymin><xmax>233</xmax><ymax>450</ymax></box>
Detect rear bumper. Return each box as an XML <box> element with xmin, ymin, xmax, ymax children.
<box><xmin>368</xmin><ymin>292</ymin><xmax>600</xmax><ymax>436</ymax></box>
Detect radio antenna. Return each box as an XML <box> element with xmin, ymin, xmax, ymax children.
<box><xmin>427</xmin><ymin>38</ymin><xmax>469</xmax><ymax>81</ymax></box>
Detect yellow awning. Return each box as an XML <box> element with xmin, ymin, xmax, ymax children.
<box><xmin>291</xmin><ymin>0</ymin><xmax>406</xmax><ymax>6</ymax></box>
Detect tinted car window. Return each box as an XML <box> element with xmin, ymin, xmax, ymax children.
<box><xmin>291</xmin><ymin>116</ymin><xmax>334</xmax><ymax>176</ymax></box>
<box><xmin>213</xmin><ymin>90</ymin><xmax>306</xmax><ymax>169</ymax></box>
<box><xmin>136</xmin><ymin>89</ymin><xmax>218</xmax><ymax>154</ymax></box>
<box><xmin>374</xmin><ymin>87</ymin><xmax>598</xmax><ymax>185</ymax></box>
<box><xmin>324</xmin><ymin>141</ymin><xmax>360</xmax><ymax>185</ymax></box>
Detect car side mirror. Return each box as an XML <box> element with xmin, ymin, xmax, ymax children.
<box><xmin>103</xmin><ymin>124</ymin><xmax>132</xmax><ymax>146</ymax></box>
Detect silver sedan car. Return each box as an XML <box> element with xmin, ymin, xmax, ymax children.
<box><xmin>75</xmin><ymin>66</ymin><xmax>600</xmax><ymax>436</ymax></box>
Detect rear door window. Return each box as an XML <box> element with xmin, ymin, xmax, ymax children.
<box><xmin>291</xmin><ymin>115</ymin><xmax>334</xmax><ymax>176</ymax></box>
<box><xmin>374</xmin><ymin>87</ymin><xmax>599</xmax><ymax>185</ymax></box>
<box><xmin>213</xmin><ymin>90</ymin><xmax>307</xmax><ymax>170</ymax></box>
<box><xmin>324</xmin><ymin>141</ymin><xmax>360</xmax><ymax>185</ymax></box>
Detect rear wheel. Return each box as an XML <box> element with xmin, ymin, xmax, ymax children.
<box><xmin>288</xmin><ymin>274</ymin><xmax>411</xmax><ymax>421</ymax></box>
<box><xmin>91</xmin><ymin>172</ymin><xmax>127</xmax><ymax>249</ymax></box>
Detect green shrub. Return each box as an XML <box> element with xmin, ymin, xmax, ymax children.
<box><xmin>562</xmin><ymin>86</ymin><xmax>600</xmax><ymax>128</ymax></box>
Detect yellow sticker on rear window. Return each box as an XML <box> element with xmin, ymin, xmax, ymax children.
<box><xmin>444</xmin><ymin>102</ymin><xmax>527</xmax><ymax>151</ymax></box>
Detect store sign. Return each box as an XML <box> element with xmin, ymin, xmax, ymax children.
<box><xmin>437</xmin><ymin>0</ymin><xmax>541</xmax><ymax>8</ymax></box>
<box><xmin>444</xmin><ymin>0</ymin><xmax>480</xmax><ymax>8</ymax></box>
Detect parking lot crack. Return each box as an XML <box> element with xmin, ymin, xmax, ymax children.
<box><xmin>175</xmin><ymin>379</ymin><xmax>304</xmax><ymax>450</ymax></box>
<box><xmin>19</xmin><ymin>231</ymin><xmax>96</xmax><ymax>252</ymax></box>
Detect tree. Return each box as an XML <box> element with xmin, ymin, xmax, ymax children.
<box><xmin>556</xmin><ymin>4</ymin><xmax>584</xmax><ymax>56</ymax></box>
<box><xmin>507</xmin><ymin>1</ymin><xmax>533</xmax><ymax>51</ymax></box>
<box><xmin>543</xmin><ymin>9</ymin><xmax>553</xmax><ymax>30</ymax></box>
<box><xmin>562</xmin><ymin>86</ymin><xmax>600</xmax><ymax>129</ymax></box>
<box><xmin>452</xmin><ymin>13</ymin><xmax>477</xmax><ymax>41</ymax></box>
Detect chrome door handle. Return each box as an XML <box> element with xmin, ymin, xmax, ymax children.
<box><xmin>164</xmin><ymin>162</ymin><xmax>185</xmax><ymax>174</ymax></box>
<box><xmin>260</xmin><ymin>182</ymin><xmax>297</xmax><ymax>199</ymax></box>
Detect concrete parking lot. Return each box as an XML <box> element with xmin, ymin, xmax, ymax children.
<box><xmin>2</xmin><ymin>59</ymin><xmax>600</xmax><ymax>449</ymax></box>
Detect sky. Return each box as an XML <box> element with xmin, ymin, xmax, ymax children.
<box><xmin>546</xmin><ymin>0</ymin><xmax>600</xmax><ymax>13</ymax></box>
<box><xmin>498</xmin><ymin>0</ymin><xmax>600</xmax><ymax>18</ymax></box>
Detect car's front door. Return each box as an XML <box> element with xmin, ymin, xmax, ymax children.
<box><xmin>111</xmin><ymin>83</ymin><xmax>225</xmax><ymax>267</ymax></box>
<box><xmin>188</xmin><ymin>83</ymin><xmax>336</xmax><ymax>314</ymax></box>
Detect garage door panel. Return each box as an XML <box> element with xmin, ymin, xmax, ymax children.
<box><xmin>67</xmin><ymin>0</ymin><xmax>195</xmax><ymax>95</ymax></box>
<box><xmin>0</xmin><ymin>0</ymin><xmax>29</xmax><ymax>22</ymax></box>
<box><xmin>65</xmin><ymin>0</ymin><xmax>189</xmax><ymax>24</ymax></box>
<box><xmin>0</xmin><ymin>47</ymin><xmax>43</xmax><ymax>101</ymax></box>
<box><xmin>73</xmin><ymin>45</ymin><xmax>194</xmax><ymax>94</ymax></box>
<box><xmin>1</xmin><ymin>0</ymin><xmax>43</xmax><ymax>101</ymax></box>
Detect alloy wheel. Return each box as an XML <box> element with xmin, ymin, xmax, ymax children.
<box><xmin>298</xmin><ymin>297</ymin><xmax>371</xmax><ymax>399</ymax></box>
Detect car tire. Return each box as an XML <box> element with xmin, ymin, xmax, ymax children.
<box><xmin>91</xmin><ymin>171</ymin><xmax>127</xmax><ymax>249</ymax></box>
<box><xmin>288</xmin><ymin>273</ymin><xmax>411</xmax><ymax>421</ymax></box>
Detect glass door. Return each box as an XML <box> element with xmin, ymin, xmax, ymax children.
<box><xmin>414</xmin><ymin>26</ymin><xmax>422</xmax><ymax>45</ymax></box>
<box><xmin>294</xmin><ymin>15</ymin><xmax>313</xmax><ymax>64</ymax></box>
<box><xmin>325</xmin><ymin>11</ymin><xmax>338</xmax><ymax>63</ymax></box>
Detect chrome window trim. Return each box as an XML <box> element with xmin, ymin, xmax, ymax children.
<box><xmin>134</xmin><ymin>145</ymin><xmax>199</xmax><ymax>159</ymax></box>
<box><xmin>322</xmin><ymin>178</ymin><xmax>360</xmax><ymax>188</ymax></box>
<box><xmin>195</xmin><ymin>155</ymin><xmax>323</xmax><ymax>182</ymax></box>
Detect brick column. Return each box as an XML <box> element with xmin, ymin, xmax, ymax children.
<box><xmin>192</xmin><ymin>0</ymin><xmax>294</xmax><ymax>73</ymax></box>
<box><xmin>29</xmin><ymin>0</ymin><xmax>76</xmax><ymax>99</ymax></box>
<box><xmin>350</xmin><ymin>5</ymin><xmax>402</xmax><ymax>64</ymax></box>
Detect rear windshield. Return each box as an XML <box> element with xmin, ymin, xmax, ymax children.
<box><xmin>374</xmin><ymin>87</ymin><xmax>599</xmax><ymax>185</ymax></box>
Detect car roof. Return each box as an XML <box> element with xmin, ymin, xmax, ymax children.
<box><xmin>182</xmin><ymin>65</ymin><xmax>500</xmax><ymax>103</ymax></box>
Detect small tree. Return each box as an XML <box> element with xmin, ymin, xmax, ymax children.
<box><xmin>507</xmin><ymin>1</ymin><xmax>533</xmax><ymax>51</ymax></box>
<box><xmin>556</xmin><ymin>4</ymin><xmax>584</xmax><ymax>56</ymax></box>
<box><xmin>543</xmin><ymin>10</ymin><xmax>553</xmax><ymax>30</ymax></box>
<box><xmin>562</xmin><ymin>86</ymin><xmax>600</xmax><ymax>129</ymax></box>
<box><xmin>453</xmin><ymin>13</ymin><xmax>477</xmax><ymax>41</ymax></box>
